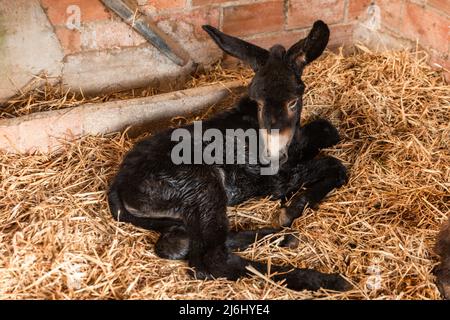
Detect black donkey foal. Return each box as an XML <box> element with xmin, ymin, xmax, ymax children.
<box><xmin>108</xmin><ymin>20</ymin><xmax>350</xmax><ymax>291</ymax></box>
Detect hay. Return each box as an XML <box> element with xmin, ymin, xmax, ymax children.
<box><xmin>0</xmin><ymin>74</ymin><xmax>162</xmax><ymax>119</ymax></box>
<box><xmin>185</xmin><ymin>62</ymin><xmax>253</xmax><ymax>89</ymax></box>
<box><xmin>0</xmin><ymin>47</ymin><xmax>449</xmax><ymax>299</ymax></box>
<box><xmin>0</xmin><ymin>63</ymin><xmax>252</xmax><ymax>119</ymax></box>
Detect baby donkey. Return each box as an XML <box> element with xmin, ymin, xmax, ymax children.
<box><xmin>108</xmin><ymin>21</ymin><xmax>350</xmax><ymax>291</ymax></box>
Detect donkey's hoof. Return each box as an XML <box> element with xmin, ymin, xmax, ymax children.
<box><xmin>278</xmin><ymin>207</ymin><xmax>292</xmax><ymax>227</ymax></box>
<box><xmin>334</xmin><ymin>163</ymin><xmax>349</xmax><ymax>188</ymax></box>
<box><xmin>279</xmin><ymin>233</ymin><xmax>299</xmax><ymax>248</ymax></box>
<box><xmin>437</xmin><ymin>281</ymin><xmax>450</xmax><ymax>300</ymax></box>
<box><xmin>327</xmin><ymin>274</ymin><xmax>352</xmax><ymax>291</ymax></box>
<box><xmin>284</xmin><ymin>271</ymin><xmax>351</xmax><ymax>292</ymax></box>
<box><xmin>314</xmin><ymin>273</ymin><xmax>352</xmax><ymax>292</ymax></box>
<box><xmin>278</xmin><ymin>197</ymin><xmax>309</xmax><ymax>227</ymax></box>
<box><xmin>187</xmin><ymin>267</ymin><xmax>213</xmax><ymax>281</ymax></box>
<box><xmin>435</xmin><ymin>266</ymin><xmax>450</xmax><ymax>300</ymax></box>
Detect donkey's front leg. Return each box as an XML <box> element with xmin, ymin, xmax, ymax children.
<box><xmin>278</xmin><ymin>156</ymin><xmax>348</xmax><ymax>227</ymax></box>
<box><xmin>288</xmin><ymin>118</ymin><xmax>341</xmax><ymax>163</ymax></box>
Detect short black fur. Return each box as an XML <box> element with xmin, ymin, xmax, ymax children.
<box><xmin>108</xmin><ymin>21</ymin><xmax>350</xmax><ymax>291</ymax></box>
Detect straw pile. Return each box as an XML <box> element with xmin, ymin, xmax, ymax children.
<box><xmin>0</xmin><ymin>47</ymin><xmax>449</xmax><ymax>299</ymax></box>
<box><xmin>0</xmin><ymin>63</ymin><xmax>252</xmax><ymax>119</ymax></box>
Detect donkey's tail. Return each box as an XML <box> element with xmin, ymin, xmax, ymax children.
<box><xmin>107</xmin><ymin>181</ymin><xmax>126</xmax><ymax>222</ymax></box>
<box><xmin>107</xmin><ymin>181</ymin><xmax>182</xmax><ymax>231</ymax></box>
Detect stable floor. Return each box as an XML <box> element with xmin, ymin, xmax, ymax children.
<box><xmin>0</xmin><ymin>47</ymin><xmax>448</xmax><ymax>299</ymax></box>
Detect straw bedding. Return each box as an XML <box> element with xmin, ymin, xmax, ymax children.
<box><xmin>0</xmin><ymin>63</ymin><xmax>252</xmax><ymax>119</ymax></box>
<box><xmin>0</xmin><ymin>47</ymin><xmax>449</xmax><ymax>299</ymax></box>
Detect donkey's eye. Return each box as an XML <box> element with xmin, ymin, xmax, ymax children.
<box><xmin>287</xmin><ymin>99</ymin><xmax>298</xmax><ymax>110</ymax></box>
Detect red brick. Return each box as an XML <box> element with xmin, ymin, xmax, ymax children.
<box><xmin>155</xmin><ymin>7</ymin><xmax>220</xmax><ymax>39</ymax></box>
<box><xmin>377</xmin><ymin>0</ymin><xmax>404</xmax><ymax>30</ymax></box>
<box><xmin>224</xmin><ymin>23</ymin><xmax>352</xmax><ymax>66</ymax></box>
<box><xmin>409</xmin><ymin>0</ymin><xmax>427</xmax><ymax>5</ymax></box>
<box><xmin>243</xmin><ymin>24</ymin><xmax>353</xmax><ymax>49</ymax></box>
<box><xmin>428</xmin><ymin>0</ymin><xmax>450</xmax><ymax>16</ymax></box>
<box><xmin>222</xmin><ymin>31</ymin><xmax>308</xmax><ymax>67</ymax></box>
<box><xmin>223</xmin><ymin>1</ymin><xmax>284</xmax><ymax>37</ymax></box>
<box><xmin>347</xmin><ymin>0</ymin><xmax>372</xmax><ymax>21</ymax></box>
<box><xmin>40</xmin><ymin>0</ymin><xmax>111</xmax><ymax>26</ymax></box>
<box><xmin>192</xmin><ymin>0</ymin><xmax>229</xmax><ymax>5</ymax></box>
<box><xmin>328</xmin><ymin>23</ymin><xmax>353</xmax><ymax>48</ymax></box>
<box><xmin>54</xmin><ymin>27</ymin><xmax>81</xmax><ymax>55</ymax></box>
<box><xmin>149</xmin><ymin>0</ymin><xmax>186</xmax><ymax>10</ymax></box>
<box><xmin>249</xmin><ymin>30</ymin><xmax>309</xmax><ymax>50</ymax></box>
<box><xmin>402</xmin><ymin>2</ymin><xmax>449</xmax><ymax>53</ymax></box>
<box><xmin>287</xmin><ymin>0</ymin><xmax>345</xmax><ymax>29</ymax></box>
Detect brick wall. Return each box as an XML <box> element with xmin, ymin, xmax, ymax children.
<box><xmin>40</xmin><ymin>0</ymin><xmax>356</xmax><ymax>56</ymax></box>
<box><xmin>351</xmin><ymin>0</ymin><xmax>449</xmax><ymax>80</ymax></box>
<box><xmin>1</xmin><ymin>1</ymin><xmax>448</xmax><ymax>102</ymax></box>
<box><xmin>38</xmin><ymin>0</ymin><xmax>448</xmax><ymax>76</ymax></box>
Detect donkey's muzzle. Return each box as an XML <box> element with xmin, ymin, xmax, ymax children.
<box><xmin>260</xmin><ymin>129</ymin><xmax>291</xmax><ymax>165</ymax></box>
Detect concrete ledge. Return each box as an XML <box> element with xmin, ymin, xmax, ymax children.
<box><xmin>0</xmin><ymin>81</ymin><xmax>243</xmax><ymax>154</ymax></box>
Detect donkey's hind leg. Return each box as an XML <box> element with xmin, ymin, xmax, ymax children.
<box><xmin>155</xmin><ymin>225</ymin><xmax>191</xmax><ymax>260</ymax></box>
<box><xmin>278</xmin><ymin>156</ymin><xmax>348</xmax><ymax>227</ymax></box>
<box><xmin>155</xmin><ymin>227</ymin><xmax>281</xmax><ymax>260</ymax></box>
<box><xmin>183</xmin><ymin>184</ymin><xmax>349</xmax><ymax>291</ymax></box>
<box><xmin>187</xmin><ymin>207</ymin><xmax>349</xmax><ymax>291</ymax></box>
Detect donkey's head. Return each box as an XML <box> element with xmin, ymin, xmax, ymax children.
<box><xmin>203</xmin><ymin>20</ymin><xmax>329</xmax><ymax>162</ymax></box>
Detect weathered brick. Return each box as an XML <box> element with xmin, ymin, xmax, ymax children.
<box><xmin>328</xmin><ymin>23</ymin><xmax>353</xmax><ymax>48</ymax></box>
<box><xmin>402</xmin><ymin>2</ymin><xmax>449</xmax><ymax>53</ymax></box>
<box><xmin>155</xmin><ymin>7</ymin><xmax>220</xmax><ymax>40</ymax></box>
<box><xmin>428</xmin><ymin>0</ymin><xmax>450</xmax><ymax>16</ymax></box>
<box><xmin>223</xmin><ymin>1</ymin><xmax>284</xmax><ymax>36</ymax></box>
<box><xmin>40</xmin><ymin>0</ymin><xmax>111</xmax><ymax>26</ymax></box>
<box><xmin>149</xmin><ymin>0</ymin><xmax>186</xmax><ymax>10</ymax></box>
<box><xmin>287</xmin><ymin>0</ymin><xmax>345</xmax><ymax>29</ymax></box>
<box><xmin>54</xmin><ymin>27</ymin><xmax>81</xmax><ymax>55</ymax></box>
<box><xmin>224</xmin><ymin>23</ymin><xmax>352</xmax><ymax>67</ymax></box>
<box><xmin>192</xmin><ymin>0</ymin><xmax>229</xmax><ymax>6</ymax></box>
<box><xmin>223</xmin><ymin>31</ymin><xmax>309</xmax><ymax>68</ymax></box>
<box><xmin>409</xmin><ymin>0</ymin><xmax>427</xmax><ymax>5</ymax></box>
<box><xmin>347</xmin><ymin>0</ymin><xmax>372</xmax><ymax>21</ymax></box>
<box><xmin>249</xmin><ymin>30</ymin><xmax>308</xmax><ymax>50</ymax></box>
<box><xmin>376</xmin><ymin>0</ymin><xmax>404</xmax><ymax>30</ymax></box>
<box><xmin>80</xmin><ymin>21</ymin><xmax>146</xmax><ymax>51</ymax></box>
<box><xmin>62</xmin><ymin>45</ymin><xmax>193</xmax><ymax>97</ymax></box>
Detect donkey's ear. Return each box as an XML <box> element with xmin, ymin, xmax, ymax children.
<box><xmin>287</xmin><ymin>20</ymin><xmax>329</xmax><ymax>67</ymax></box>
<box><xmin>202</xmin><ymin>25</ymin><xmax>269</xmax><ymax>71</ymax></box>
